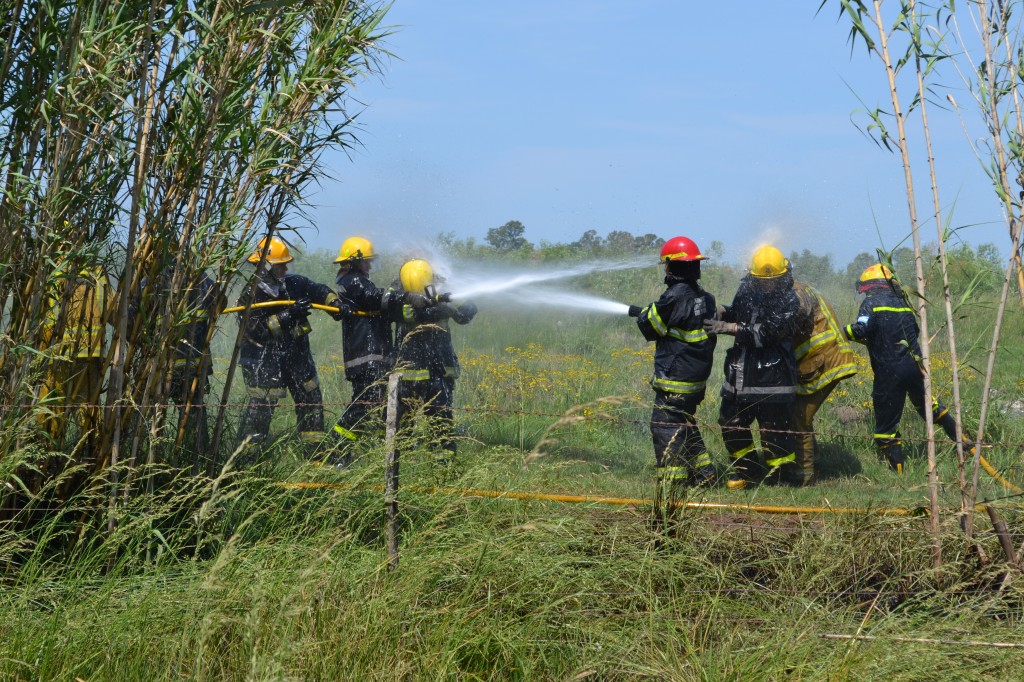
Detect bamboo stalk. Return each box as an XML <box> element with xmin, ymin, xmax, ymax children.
<box><xmin>869</xmin><ymin>0</ymin><xmax>941</xmax><ymax>567</ymax></box>
<box><xmin>384</xmin><ymin>371</ymin><xmax>401</xmax><ymax>572</ymax></box>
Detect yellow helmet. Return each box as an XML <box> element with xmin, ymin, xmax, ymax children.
<box><xmin>749</xmin><ymin>245</ymin><xmax>789</xmax><ymax>278</ymax></box>
<box><xmin>400</xmin><ymin>259</ymin><xmax>434</xmax><ymax>294</ymax></box>
<box><xmin>247</xmin><ymin>237</ymin><xmax>293</xmax><ymax>264</ymax></box>
<box><xmin>335</xmin><ymin>236</ymin><xmax>375</xmax><ymax>263</ymax></box>
<box><xmin>857</xmin><ymin>263</ymin><xmax>896</xmax><ymax>292</ymax></box>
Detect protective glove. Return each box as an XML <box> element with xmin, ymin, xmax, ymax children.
<box><xmin>457</xmin><ymin>300</ymin><xmax>478</xmax><ymax>317</ymax></box>
<box><xmin>703</xmin><ymin>319</ymin><xmax>739</xmax><ymax>335</ymax></box>
<box><xmin>436</xmin><ymin>302</ymin><xmax>460</xmax><ymax>318</ymax></box>
<box><xmin>627</xmin><ymin>305</ymin><xmax>642</xmax><ymax>317</ymax></box>
<box><xmin>403</xmin><ymin>291</ymin><xmax>431</xmax><ymax>310</ymax></box>
<box><xmin>277</xmin><ymin>298</ymin><xmax>312</xmax><ymax>328</ymax></box>
<box><xmin>328</xmin><ymin>303</ymin><xmax>352</xmax><ymax>321</ymax></box>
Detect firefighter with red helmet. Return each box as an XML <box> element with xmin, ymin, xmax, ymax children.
<box><xmin>392</xmin><ymin>259</ymin><xmax>477</xmax><ymax>465</ymax></box>
<box><xmin>630</xmin><ymin>236</ymin><xmax>718</xmax><ymax>501</ymax></box>
<box><xmin>235</xmin><ymin>237</ymin><xmax>346</xmax><ymax>460</ymax></box>
<box><xmin>705</xmin><ymin>245</ymin><xmax>802</xmax><ymax>489</ymax></box>
<box><xmin>844</xmin><ymin>264</ymin><xmax>961</xmax><ymax>473</ymax></box>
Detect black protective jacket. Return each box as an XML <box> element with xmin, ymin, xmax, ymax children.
<box><xmin>719</xmin><ymin>273</ymin><xmax>800</xmax><ymax>402</ymax></box>
<box><xmin>844</xmin><ymin>286</ymin><xmax>920</xmax><ymax>372</ymax></box>
<box><xmin>394</xmin><ymin>298</ymin><xmax>478</xmax><ymax>380</ymax></box>
<box><xmin>238</xmin><ymin>272</ymin><xmax>337</xmax><ymax>363</ymax></box>
<box><xmin>636</xmin><ymin>275</ymin><xmax>717</xmax><ymax>397</ymax></box>
<box><xmin>335</xmin><ymin>268</ymin><xmax>396</xmax><ymax>379</ymax></box>
<box><xmin>129</xmin><ymin>272</ymin><xmax>221</xmax><ymax>370</ymax></box>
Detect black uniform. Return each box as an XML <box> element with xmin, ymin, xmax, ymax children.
<box><xmin>636</xmin><ymin>273</ymin><xmax>717</xmax><ymax>490</ymax></box>
<box><xmin>394</xmin><ymin>296</ymin><xmax>477</xmax><ymax>463</ymax></box>
<box><xmin>718</xmin><ymin>273</ymin><xmax>801</xmax><ymax>483</ymax></box>
<box><xmin>129</xmin><ymin>272</ymin><xmax>221</xmax><ymax>466</ymax></box>
<box><xmin>844</xmin><ymin>285</ymin><xmax>958</xmax><ymax>468</ymax></box>
<box><xmin>332</xmin><ymin>267</ymin><xmax>398</xmax><ymax>445</ymax></box>
<box><xmin>236</xmin><ymin>272</ymin><xmax>339</xmax><ymax>455</ymax></box>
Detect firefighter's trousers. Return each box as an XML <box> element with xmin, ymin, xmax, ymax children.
<box><xmin>238</xmin><ymin>347</ymin><xmax>324</xmax><ymax>457</ymax></box>
<box><xmin>650</xmin><ymin>390</ymin><xmax>712</xmax><ymax>493</ymax></box>
<box><xmin>398</xmin><ymin>374</ymin><xmax>456</xmax><ymax>463</ymax></box>
<box><xmin>792</xmin><ymin>380</ymin><xmax>840</xmax><ymax>485</ymax></box>
<box><xmin>719</xmin><ymin>396</ymin><xmax>797</xmax><ymax>481</ymax></box>
<box><xmin>333</xmin><ymin>364</ymin><xmax>389</xmax><ymax>447</ymax></box>
<box><xmin>168</xmin><ymin>363</ymin><xmax>210</xmax><ymax>469</ymax></box>
<box><xmin>39</xmin><ymin>357</ymin><xmax>105</xmax><ymax>454</ymax></box>
<box><xmin>872</xmin><ymin>357</ymin><xmax>958</xmax><ymax>468</ymax></box>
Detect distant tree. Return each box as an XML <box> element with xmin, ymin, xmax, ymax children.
<box><xmin>845</xmin><ymin>251</ymin><xmax>878</xmax><ymax>281</ymax></box>
<box><xmin>789</xmin><ymin>249</ymin><xmax>835</xmax><ymax>286</ymax></box>
<box><xmin>606</xmin><ymin>230</ymin><xmax>636</xmax><ymax>252</ymax></box>
<box><xmin>574</xmin><ymin>229</ymin><xmax>605</xmax><ymax>252</ymax></box>
<box><xmin>977</xmin><ymin>242</ymin><xmax>1001</xmax><ymax>266</ymax></box>
<box><xmin>635</xmin><ymin>233</ymin><xmax>663</xmax><ymax>251</ymax></box>
<box><xmin>706</xmin><ymin>240</ymin><xmax>725</xmax><ymax>260</ymax></box>
<box><xmin>485</xmin><ymin>220</ymin><xmax>530</xmax><ymax>251</ymax></box>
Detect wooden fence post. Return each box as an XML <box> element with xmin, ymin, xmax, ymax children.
<box><xmin>384</xmin><ymin>372</ymin><xmax>401</xmax><ymax>572</ymax></box>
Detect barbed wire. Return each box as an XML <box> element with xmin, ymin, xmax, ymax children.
<box><xmin>8</xmin><ymin>398</ymin><xmax>1024</xmax><ymax>449</ymax></box>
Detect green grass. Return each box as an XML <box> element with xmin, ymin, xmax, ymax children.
<box><xmin>4</xmin><ymin>255</ymin><xmax>1024</xmax><ymax>680</ymax></box>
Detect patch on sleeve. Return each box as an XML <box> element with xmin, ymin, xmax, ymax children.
<box><xmin>856</xmin><ymin>316</ymin><xmax>869</xmax><ymax>324</ymax></box>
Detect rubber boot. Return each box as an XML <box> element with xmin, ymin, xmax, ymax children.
<box><xmin>879</xmin><ymin>442</ymin><xmax>905</xmax><ymax>474</ymax></box>
<box><xmin>726</xmin><ymin>452</ymin><xmax>760</xmax><ymax>491</ymax></box>
<box><xmin>690</xmin><ymin>464</ymin><xmax>716</xmax><ymax>489</ymax></box>
<box><xmin>773</xmin><ymin>461</ymin><xmax>805</xmax><ymax>487</ymax></box>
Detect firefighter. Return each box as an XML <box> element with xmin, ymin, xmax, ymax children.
<box><xmin>790</xmin><ymin>278</ymin><xmax>858</xmax><ymax>485</ymax></box>
<box><xmin>131</xmin><ymin>269</ymin><xmax>222</xmax><ymax>469</ymax></box>
<box><xmin>704</xmin><ymin>244</ymin><xmax>801</xmax><ymax>489</ymax></box>
<box><xmin>393</xmin><ymin>259</ymin><xmax>477</xmax><ymax>465</ymax></box>
<box><xmin>235</xmin><ymin>237</ymin><xmax>346</xmax><ymax>459</ymax></box>
<box><xmin>328</xmin><ymin>236</ymin><xmax>407</xmax><ymax>465</ymax></box>
<box><xmin>39</xmin><ymin>264</ymin><xmax>115</xmax><ymax>453</ymax></box>
<box><xmin>843</xmin><ymin>264</ymin><xmax>961</xmax><ymax>474</ymax></box>
<box><xmin>629</xmin><ymin>236</ymin><xmax>718</xmax><ymax>503</ymax></box>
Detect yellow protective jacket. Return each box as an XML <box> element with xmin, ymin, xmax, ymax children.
<box><xmin>791</xmin><ymin>282</ymin><xmax>857</xmax><ymax>395</ymax></box>
<box><xmin>42</xmin><ymin>268</ymin><xmax>114</xmax><ymax>359</ymax></box>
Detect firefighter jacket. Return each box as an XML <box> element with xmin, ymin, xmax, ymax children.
<box><xmin>394</xmin><ymin>298</ymin><xmax>477</xmax><ymax>381</ymax></box>
<box><xmin>792</xmin><ymin>281</ymin><xmax>858</xmax><ymax>395</ymax></box>
<box><xmin>335</xmin><ymin>268</ymin><xmax>397</xmax><ymax>379</ymax></box>
<box><xmin>238</xmin><ymin>272</ymin><xmax>338</xmax><ymax>363</ymax></box>
<box><xmin>42</xmin><ymin>267</ymin><xmax>115</xmax><ymax>359</ymax></box>
<box><xmin>636</xmin><ymin>275</ymin><xmax>717</xmax><ymax>397</ymax></box>
<box><xmin>843</xmin><ymin>285</ymin><xmax>920</xmax><ymax>373</ymax></box>
<box><xmin>719</xmin><ymin>273</ymin><xmax>800</xmax><ymax>402</ymax></box>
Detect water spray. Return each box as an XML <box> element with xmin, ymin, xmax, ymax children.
<box><xmin>501</xmin><ymin>287</ymin><xmax>632</xmax><ymax>315</ymax></box>
<box><xmin>444</xmin><ymin>258</ymin><xmax>650</xmax><ymax>300</ymax></box>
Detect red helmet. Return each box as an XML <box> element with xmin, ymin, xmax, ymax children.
<box><xmin>660</xmin><ymin>236</ymin><xmax>707</xmax><ymax>262</ymax></box>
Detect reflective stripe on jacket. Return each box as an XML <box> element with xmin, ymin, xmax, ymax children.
<box><xmin>844</xmin><ymin>286</ymin><xmax>920</xmax><ymax>373</ymax></box>
<box><xmin>792</xmin><ymin>282</ymin><xmax>857</xmax><ymax>395</ymax></box>
<box><xmin>636</xmin><ymin>276</ymin><xmax>716</xmax><ymax>396</ymax></box>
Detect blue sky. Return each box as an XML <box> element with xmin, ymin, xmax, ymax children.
<box><xmin>305</xmin><ymin>1</ymin><xmax>1007</xmax><ymax>265</ymax></box>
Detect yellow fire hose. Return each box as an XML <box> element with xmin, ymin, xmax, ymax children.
<box><xmin>279</xmin><ymin>481</ymin><xmax>935</xmax><ymax>516</ymax></box>
<box><xmin>221</xmin><ymin>299</ymin><xmax>375</xmax><ymax>316</ymax></box>
<box><xmin>979</xmin><ymin>454</ymin><xmax>1022</xmax><ymax>493</ymax></box>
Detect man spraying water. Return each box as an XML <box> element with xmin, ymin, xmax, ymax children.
<box><xmin>628</xmin><ymin>236</ymin><xmax>719</xmax><ymax>512</ymax></box>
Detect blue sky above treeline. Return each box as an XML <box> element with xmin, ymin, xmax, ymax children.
<box><xmin>305</xmin><ymin>2</ymin><xmax>1008</xmax><ymax>265</ymax></box>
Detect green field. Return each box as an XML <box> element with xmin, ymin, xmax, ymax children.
<box><xmin>4</xmin><ymin>254</ymin><xmax>1024</xmax><ymax>681</ymax></box>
